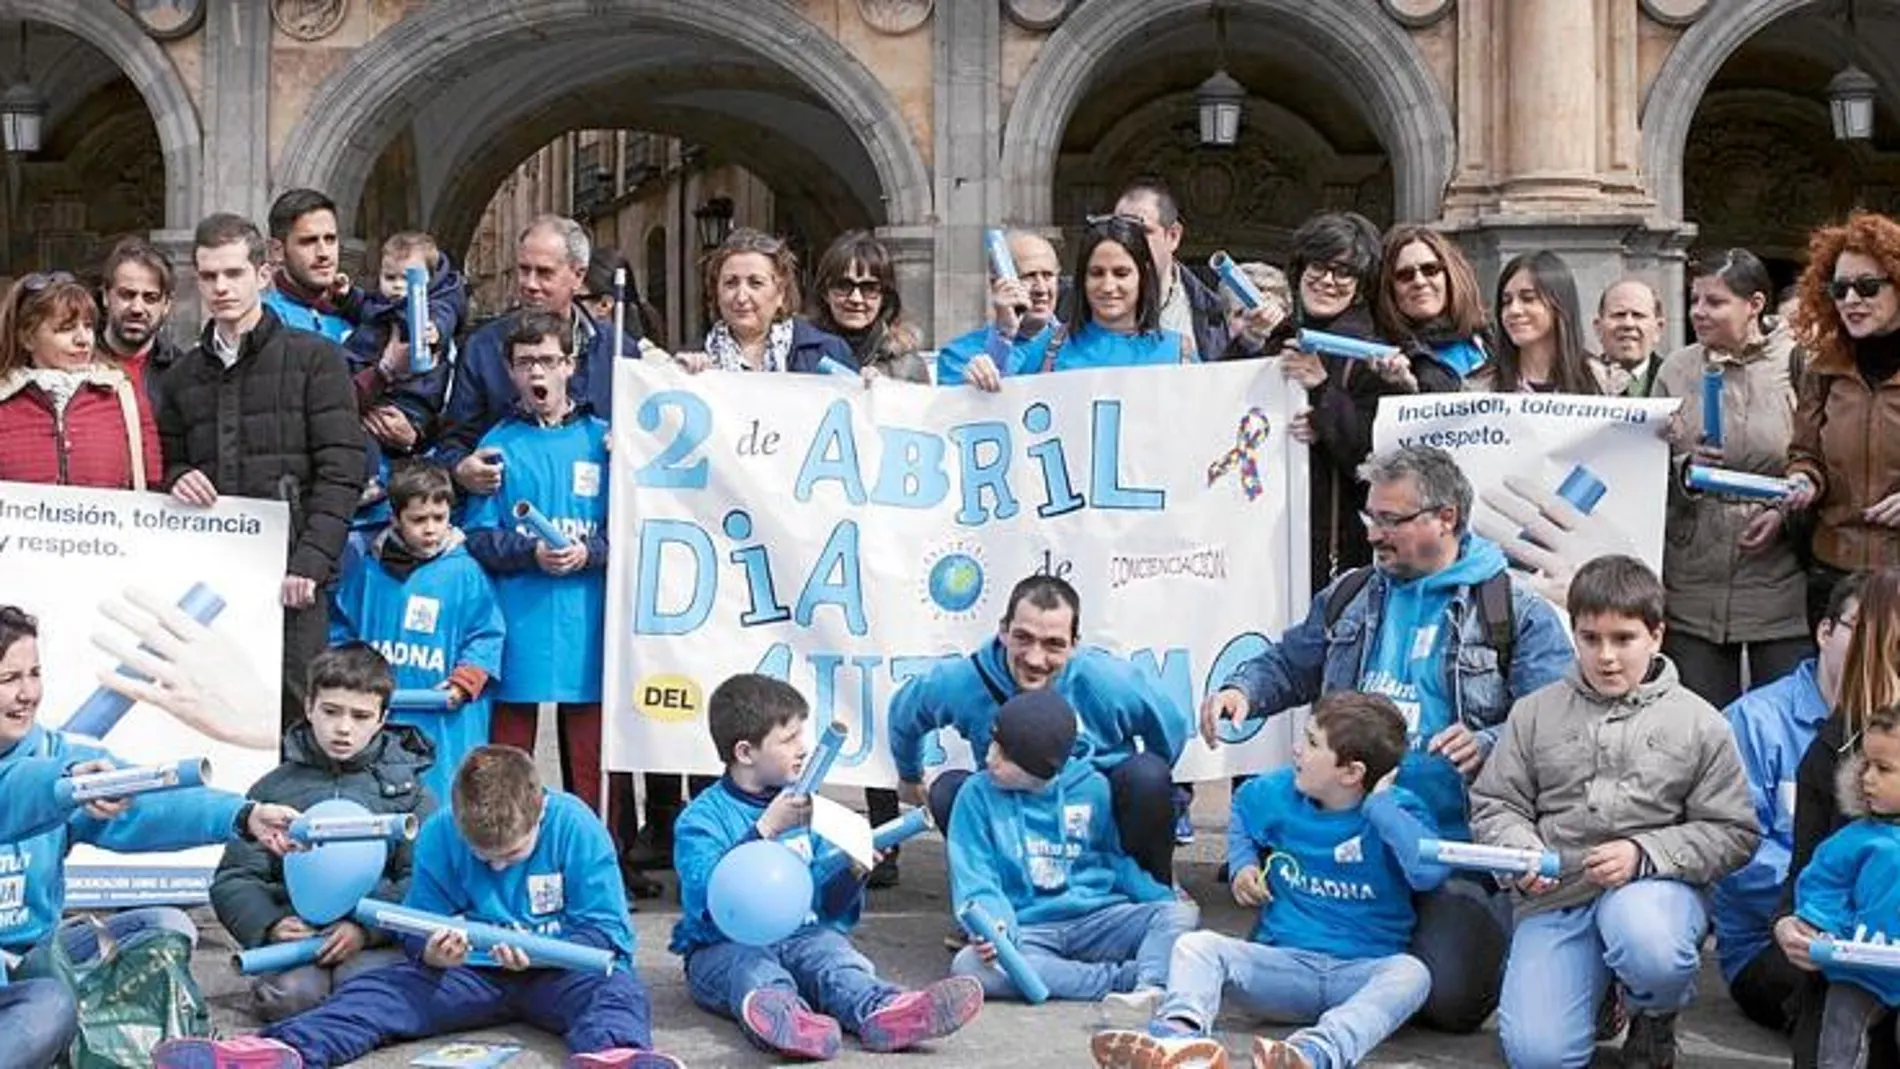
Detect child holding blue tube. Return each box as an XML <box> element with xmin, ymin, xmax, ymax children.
<box><xmin>209</xmin><ymin>643</ymin><xmax>436</xmax><ymax>1022</ymax></box>
<box><xmin>463</xmin><ymin>310</ymin><xmax>614</xmax><ymax>815</ymax></box>
<box><xmin>672</xmin><ymin>674</ymin><xmax>984</xmax><ymax>1060</ymax></box>
<box><xmin>1093</xmin><ymin>692</ymin><xmax>1449</xmax><ymax>1069</ymax></box>
<box><xmin>331</xmin><ymin>461</ymin><xmax>505</xmax><ymax>802</ymax></box>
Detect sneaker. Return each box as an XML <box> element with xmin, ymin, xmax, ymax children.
<box><xmin>1091</xmin><ymin>1028</ymin><xmax>1229</xmax><ymax>1069</ymax></box>
<box><xmin>152</xmin><ymin>1037</ymin><xmax>303</xmax><ymax>1069</ymax></box>
<box><xmin>860</xmin><ymin>975</ymin><xmax>984</xmax><ymax>1052</ymax></box>
<box><xmin>740</xmin><ymin>987</ymin><xmax>842</xmax><ymax>1060</ymax></box>
<box><xmin>943</xmin><ymin>925</ymin><xmax>969</xmax><ymax>951</ymax></box>
<box><xmin>1250</xmin><ymin>1037</ymin><xmax>1315</xmax><ymax>1069</ymax></box>
<box><xmin>867</xmin><ymin>847</ymin><xmax>901</xmax><ymax>889</ymax></box>
<box><xmin>567</xmin><ymin>1050</ymin><xmax>686</xmax><ymax>1069</ymax></box>
<box><xmin>1173</xmin><ymin>809</ymin><xmax>1196</xmax><ymax>846</ymax></box>
<box><xmin>1620</xmin><ymin>1012</ymin><xmax>1679</xmax><ymax>1068</ymax></box>
<box><xmin>1595</xmin><ymin>981</ymin><xmax>1628</xmax><ymax>1041</ymax></box>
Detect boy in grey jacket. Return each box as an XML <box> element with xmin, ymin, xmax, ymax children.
<box><xmin>1471</xmin><ymin>555</ymin><xmax>1759</xmax><ymax>1069</ymax></box>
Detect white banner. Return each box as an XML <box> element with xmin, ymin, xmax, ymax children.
<box><xmin>1371</xmin><ymin>392</ymin><xmax>1683</xmax><ymax>581</ymax></box>
<box><xmin>0</xmin><ymin>482</ymin><xmax>287</xmax><ymax>906</ymax></box>
<box><xmin>604</xmin><ymin>360</ymin><xmax>1311</xmax><ymax>786</ymax></box>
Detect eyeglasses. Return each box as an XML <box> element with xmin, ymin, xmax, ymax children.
<box><xmin>20</xmin><ymin>271</ymin><xmax>76</xmax><ymax>294</ymax></box>
<box><xmin>1303</xmin><ymin>262</ymin><xmax>1360</xmax><ymax>285</ymax></box>
<box><xmin>827</xmin><ymin>278</ymin><xmax>883</xmax><ymax>299</ymax></box>
<box><xmin>1085</xmin><ymin>212</ymin><xmax>1150</xmax><ymax>232</ymax></box>
<box><xmin>1357</xmin><ymin>507</ymin><xmax>1434</xmax><ymax>531</ymax></box>
<box><xmin>1829</xmin><ymin>276</ymin><xmax>1892</xmax><ymax>301</ymax></box>
<box><xmin>1393</xmin><ymin>262</ymin><xmax>1445</xmax><ymax>285</ymax></box>
<box><xmin>510</xmin><ymin>354</ymin><xmax>570</xmax><ymax>370</ymax></box>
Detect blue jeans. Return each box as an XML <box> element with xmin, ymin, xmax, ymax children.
<box><xmin>686</xmin><ymin>928</ymin><xmax>900</xmax><ymax>1034</ymax></box>
<box><xmin>1156</xmin><ymin>930</ymin><xmax>1429</xmax><ymax>1069</ymax></box>
<box><xmin>0</xmin><ymin>976</ymin><xmax>78</xmax><ymax>1068</ymax></box>
<box><xmin>949</xmin><ymin>900</ymin><xmax>1198</xmax><ymax>1002</ymax></box>
<box><xmin>1498</xmin><ymin>880</ymin><xmax>1707</xmax><ymax>1069</ymax></box>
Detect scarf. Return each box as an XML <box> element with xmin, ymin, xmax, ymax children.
<box><xmin>706</xmin><ymin>318</ymin><xmax>795</xmax><ymax>373</ymax></box>
<box><xmin>22</xmin><ymin>366</ymin><xmax>89</xmax><ymax>416</ymax></box>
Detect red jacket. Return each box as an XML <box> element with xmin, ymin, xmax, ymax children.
<box><xmin>0</xmin><ymin>366</ymin><xmax>162</xmax><ymax>489</ymax></box>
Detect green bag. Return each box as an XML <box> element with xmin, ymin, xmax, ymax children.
<box><xmin>42</xmin><ymin>917</ymin><xmax>212</xmax><ymax>1069</ymax></box>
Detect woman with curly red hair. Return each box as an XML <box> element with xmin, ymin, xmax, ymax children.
<box><xmin>1779</xmin><ymin>213</ymin><xmax>1900</xmax><ymax>623</ymax></box>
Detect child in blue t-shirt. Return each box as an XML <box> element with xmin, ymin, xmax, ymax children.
<box><xmin>946</xmin><ymin>689</ymin><xmax>1199</xmax><ymax>1003</ymax></box>
<box><xmin>463</xmin><ymin>310</ymin><xmax>613</xmax><ymax>815</ymax></box>
<box><xmin>162</xmin><ymin>745</ymin><xmax>682</xmax><ymax>1069</ymax></box>
<box><xmin>672</xmin><ymin>674</ymin><xmax>983</xmax><ymax>1059</ymax></box>
<box><xmin>1092</xmin><ymin>691</ymin><xmax>1448</xmax><ymax>1069</ymax></box>
<box><xmin>332</xmin><ymin>460</ymin><xmax>504</xmax><ymax>802</ymax></box>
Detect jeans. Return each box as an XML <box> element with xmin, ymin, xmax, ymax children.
<box><xmin>1664</xmin><ymin>631</ymin><xmax>1814</xmax><ymax>711</ymax></box>
<box><xmin>0</xmin><ymin>977</ymin><xmax>78</xmax><ymax>1068</ymax></box>
<box><xmin>1730</xmin><ymin>940</ymin><xmax>1803</xmax><ymax>1034</ymax></box>
<box><xmin>1820</xmin><ymin>980</ymin><xmax>1900</xmax><ymax>1069</ymax></box>
<box><xmin>249</xmin><ymin>947</ymin><xmax>406</xmax><ymax>1023</ymax></box>
<box><xmin>949</xmin><ymin>899</ymin><xmax>1198</xmax><ymax>1002</ymax></box>
<box><xmin>1157</xmin><ymin>930</ymin><xmax>1430</xmax><ymax>1069</ymax></box>
<box><xmin>929</xmin><ymin>752</ymin><xmax>1179</xmax><ymax>885</ymax></box>
<box><xmin>1407</xmin><ymin>876</ymin><xmax>1511</xmax><ymax>1033</ymax></box>
<box><xmin>17</xmin><ymin>905</ymin><xmax>199</xmax><ymax>977</ymax></box>
<box><xmin>1498</xmin><ymin>880</ymin><xmax>1707</xmax><ymax>1069</ymax></box>
<box><xmin>686</xmin><ymin>928</ymin><xmax>900</xmax><ymax>1033</ymax></box>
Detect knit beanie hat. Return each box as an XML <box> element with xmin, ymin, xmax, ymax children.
<box><xmin>992</xmin><ymin>689</ymin><xmax>1078</xmax><ymax>780</ymax></box>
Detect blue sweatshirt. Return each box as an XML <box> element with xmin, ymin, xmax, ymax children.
<box><xmin>405</xmin><ymin>788</ymin><xmax>634</xmax><ymax>967</ymax></box>
<box><xmin>464</xmin><ymin>407</ymin><xmax>610</xmax><ymax>703</ymax></box>
<box><xmin>1227</xmin><ymin>769</ymin><xmax>1448</xmax><ymax>960</ymax></box>
<box><xmin>263</xmin><ymin>287</ymin><xmax>352</xmax><ymax>344</ymax></box>
<box><xmin>1006</xmin><ymin>321</ymin><xmax>1188</xmax><ymax>376</ymax></box>
<box><xmin>0</xmin><ymin>724</ymin><xmax>246</xmax><ymax>953</ymax></box>
<box><xmin>887</xmin><ymin>638</ymin><xmax>1189</xmax><ymax>784</ymax></box>
<box><xmin>947</xmin><ymin>759</ymin><xmax>1174</xmax><ymax>932</ymax></box>
<box><xmin>669</xmin><ymin>776</ymin><xmax>868</xmax><ymax>956</ymax></box>
<box><xmin>1428</xmin><ymin>338</ymin><xmax>1487</xmax><ymax>378</ymax></box>
<box><xmin>331</xmin><ymin>528</ymin><xmax>506</xmax><ymax>801</ymax></box>
<box><xmin>935</xmin><ymin>322</ymin><xmax>1058</xmax><ymax>386</ymax></box>
<box><xmin>1714</xmin><ymin>659</ymin><xmax>1831</xmax><ymax>982</ymax></box>
<box><xmin>1796</xmin><ymin>818</ymin><xmax>1900</xmax><ymax>1006</ymax></box>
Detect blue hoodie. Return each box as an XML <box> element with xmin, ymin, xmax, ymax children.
<box><xmin>946</xmin><ymin>759</ymin><xmax>1174</xmax><ymax>932</ymax></box>
<box><xmin>0</xmin><ymin>724</ymin><xmax>246</xmax><ymax>953</ymax></box>
<box><xmin>263</xmin><ymin>287</ymin><xmax>353</xmax><ymax>344</ymax></box>
<box><xmin>669</xmin><ymin>776</ymin><xmax>868</xmax><ymax>956</ymax></box>
<box><xmin>1006</xmin><ymin>321</ymin><xmax>1189</xmax><ymax>377</ymax></box>
<box><xmin>1714</xmin><ymin>659</ymin><xmax>1831</xmax><ymax>982</ymax></box>
<box><xmin>1227</xmin><ymin>769</ymin><xmax>1448</xmax><ymax>960</ymax></box>
<box><xmin>405</xmin><ymin>788</ymin><xmax>634</xmax><ymax>967</ymax></box>
<box><xmin>463</xmin><ymin>407</ymin><xmax>610</xmax><ymax>703</ymax></box>
<box><xmin>1796</xmin><ymin>818</ymin><xmax>1900</xmax><ymax>1006</ymax></box>
<box><xmin>935</xmin><ymin>322</ymin><xmax>1058</xmax><ymax>387</ymax></box>
<box><xmin>331</xmin><ymin>527</ymin><xmax>507</xmax><ymax>801</ymax></box>
<box><xmin>887</xmin><ymin>639</ymin><xmax>1189</xmax><ymax>784</ymax></box>
<box><xmin>436</xmin><ymin>307</ymin><xmax>637</xmax><ymax>472</ymax></box>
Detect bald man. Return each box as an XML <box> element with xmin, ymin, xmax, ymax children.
<box><xmin>936</xmin><ymin>230</ymin><xmax>1063</xmax><ymax>387</ymax></box>
<box><xmin>1594</xmin><ymin>278</ymin><xmax>1666</xmax><ymax>397</ymax></box>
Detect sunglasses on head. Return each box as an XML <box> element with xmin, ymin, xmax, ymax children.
<box><xmin>1393</xmin><ymin>262</ymin><xmax>1445</xmax><ymax>285</ymax></box>
<box><xmin>827</xmin><ymin>278</ymin><xmax>883</xmax><ymax>299</ymax></box>
<box><xmin>21</xmin><ymin>271</ymin><xmax>76</xmax><ymax>294</ymax></box>
<box><xmin>1830</xmin><ymin>276</ymin><xmax>1892</xmax><ymax>301</ymax></box>
<box><xmin>1084</xmin><ymin>212</ymin><xmax>1148</xmax><ymax>232</ymax></box>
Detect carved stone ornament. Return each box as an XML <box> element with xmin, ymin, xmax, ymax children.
<box><xmin>116</xmin><ymin>0</ymin><xmax>207</xmax><ymax>41</ymax></box>
<box><xmin>1003</xmin><ymin>0</ymin><xmax>1075</xmax><ymax>33</ymax></box>
<box><xmin>271</xmin><ymin>0</ymin><xmax>349</xmax><ymax>42</ymax></box>
<box><xmin>1380</xmin><ymin>0</ymin><xmax>1453</xmax><ymax>29</ymax></box>
<box><xmin>1639</xmin><ymin>0</ymin><xmax>1710</xmax><ymax>27</ymax></box>
<box><xmin>859</xmin><ymin>0</ymin><xmax>933</xmax><ymax>35</ymax></box>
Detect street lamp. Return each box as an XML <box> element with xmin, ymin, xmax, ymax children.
<box><xmin>694</xmin><ymin>196</ymin><xmax>734</xmax><ymax>249</ymax></box>
<box><xmin>1195</xmin><ymin>3</ymin><xmax>1246</xmax><ymax>147</ymax></box>
<box><xmin>0</xmin><ymin>79</ymin><xmax>46</xmax><ymax>156</ymax></box>
<box><xmin>1829</xmin><ymin>0</ymin><xmax>1880</xmax><ymax>143</ymax></box>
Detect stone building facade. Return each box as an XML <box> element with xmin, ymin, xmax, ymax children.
<box><xmin>4</xmin><ymin>0</ymin><xmax>1899</xmax><ymax>350</ymax></box>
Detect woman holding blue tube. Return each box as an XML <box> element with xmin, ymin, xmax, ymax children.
<box><xmin>1653</xmin><ymin>248</ymin><xmax>1811</xmax><ymax>708</ymax></box>
<box><xmin>811</xmin><ymin>230</ymin><xmax>929</xmax><ymax>385</ymax></box>
<box><xmin>1372</xmin><ymin>225</ymin><xmax>1492</xmax><ymax>380</ymax></box>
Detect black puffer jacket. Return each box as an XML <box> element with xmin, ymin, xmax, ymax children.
<box><xmin>157</xmin><ymin>308</ymin><xmax>365</xmax><ymax>583</ymax></box>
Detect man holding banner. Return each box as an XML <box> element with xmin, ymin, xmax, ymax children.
<box><xmin>1199</xmin><ymin>444</ymin><xmax>1573</xmax><ymax>1034</ymax></box>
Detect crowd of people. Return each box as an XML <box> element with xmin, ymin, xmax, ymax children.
<box><xmin>2</xmin><ymin>174</ymin><xmax>1900</xmax><ymax>1068</ymax></box>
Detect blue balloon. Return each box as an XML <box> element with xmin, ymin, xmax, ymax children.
<box><xmin>707</xmin><ymin>839</ymin><xmax>813</xmax><ymax>947</ymax></box>
<box><xmin>284</xmin><ymin>798</ymin><xmax>391</xmax><ymax>925</ymax></box>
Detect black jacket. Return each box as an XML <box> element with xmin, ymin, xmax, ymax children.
<box><xmin>157</xmin><ymin>308</ymin><xmax>365</xmax><ymax>584</ymax></box>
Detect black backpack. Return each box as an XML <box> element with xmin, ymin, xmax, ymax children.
<box><xmin>1322</xmin><ymin>565</ymin><xmax>1516</xmax><ymax>668</ymax></box>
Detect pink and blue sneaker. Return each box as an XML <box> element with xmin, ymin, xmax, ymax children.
<box><xmin>151</xmin><ymin>1036</ymin><xmax>303</xmax><ymax>1069</ymax></box>
<box><xmin>857</xmin><ymin>975</ymin><xmax>984</xmax><ymax>1053</ymax></box>
<box><xmin>1091</xmin><ymin>1020</ymin><xmax>1230</xmax><ymax>1069</ymax></box>
<box><xmin>566</xmin><ymin>1049</ymin><xmax>687</xmax><ymax>1069</ymax></box>
<box><xmin>740</xmin><ymin>986</ymin><xmax>844</xmax><ymax>1060</ymax></box>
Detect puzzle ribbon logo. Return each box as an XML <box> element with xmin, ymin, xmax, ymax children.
<box><xmin>1206</xmin><ymin>407</ymin><xmax>1272</xmax><ymax>500</ymax></box>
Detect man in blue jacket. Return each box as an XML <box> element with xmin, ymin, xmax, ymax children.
<box><xmin>261</xmin><ymin>188</ymin><xmax>354</xmax><ymax>342</ymax></box>
<box><xmin>1200</xmin><ymin>444</ymin><xmax>1574</xmax><ymax>1035</ymax></box>
<box><xmin>936</xmin><ymin>230</ymin><xmax>1061</xmax><ymax>388</ymax></box>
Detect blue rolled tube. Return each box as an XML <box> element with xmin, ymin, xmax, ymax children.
<box><xmin>812</xmin><ymin>808</ymin><xmax>936</xmax><ymax>885</ymax></box>
<box><xmin>790</xmin><ymin>721</ymin><xmax>848</xmax><ymax>796</ymax></box>
<box><xmin>816</xmin><ymin>356</ymin><xmax>859</xmax><ymax>379</ymax></box>
<box><xmin>1811</xmin><ymin>939</ymin><xmax>1900</xmax><ymax>971</ymax></box>
<box><xmin>1418</xmin><ymin>838</ymin><xmax>1560</xmax><ymax>879</ymax></box>
<box><xmin>1556</xmin><ymin>465</ymin><xmax>1608</xmax><ymax>514</ymax></box>
<box><xmin>511</xmin><ymin>500</ymin><xmax>572</xmax><ymax>549</ymax></box>
<box><xmin>234</xmin><ymin>937</ymin><xmax>327</xmax><ymax>975</ymax></box>
<box><xmin>352</xmin><ymin>898</ymin><xmax>615</xmax><ymax>974</ymax></box>
<box><xmin>389</xmin><ymin>688</ymin><xmax>455</xmax><ymax>712</ymax></box>
<box><xmin>1296</xmin><ymin>329</ymin><xmax>1396</xmax><ymax>362</ymax></box>
<box><xmin>64</xmin><ymin>582</ymin><xmax>227</xmax><ymax>739</ymax></box>
<box><xmin>1209</xmin><ymin>251</ymin><xmax>1261</xmax><ymax>311</ymax></box>
<box><xmin>1702</xmin><ymin>366</ymin><xmax>1723</xmax><ymax>447</ymax></box>
<box><xmin>1686</xmin><ymin>465</ymin><xmax>1794</xmax><ymax>501</ymax></box>
<box><xmin>405</xmin><ymin>266</ymin><xmax>432</xmax><ymax>374</ymax></box>
<box><xmin>984</xmin><ymin>228</ymin><xmax>1018</xmax><ymax>282</ymax></box>
<box><xmin>958</xmin><ymin>901</ymin><xmax>1049</xmax><ymax>1003</ymax></box>
<box><xmin>289</xmin><ymin>811</ymin><xmax>418</xmax><ymax>846</ymax></box>
<box><xmin>54</xmin><ymin>757</ymin><xmax>209</xmax><ymax>806</ymax></box>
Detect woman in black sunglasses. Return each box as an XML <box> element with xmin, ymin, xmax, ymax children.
<box><xmin>1373</xmin><ymin>224</ymin><xmax>1491</xmax><ymax>379</ymax></box>
<box><xmin>810</xmin><ymin>230</ymin><xmax>928</xmax><ymax>385</ymax></box>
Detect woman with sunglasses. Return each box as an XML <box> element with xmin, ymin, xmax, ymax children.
<box><xmin>811</xmin><ymin>230</ymin><xmax>929</xmax><ymax>385</ymax></box>
<box><xmin>1373</xmin><ymin>225</ymin><xmax>1491</xmax><ymax>379</ymax></box>
<box><xmin>674</xmin><ymin>228</ymin><xmax>856</xmax><ymax>376</ymax></box>
<box><xmin>0</xmin><ymin>272</ymin><xmax>161</xmax><ymax>490</ymax></box>
<box><xmin>1468</xmin><ymin>251</ymin><xmax>1603</xmax><ymax>395</ymax></box>
<box><xmin>1784</xmin><ymin>212</ymin><xmax>1900</xmax><ymax>625</ymax></box>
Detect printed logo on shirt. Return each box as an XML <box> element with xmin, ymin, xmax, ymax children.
<box><xmin>1334</xmin><ymin>836</ymin><xmax>1363</xmax><ymax>865</ymax></box>
<box><xmin>573</xmin><ymin>461</ymin><xmax>602</xmax><ymax>498</ymax></box>
<box><xmin>1062</xmin><ymin>804</ymin><xmax>1093</xmax><ymax>841</ymax></box>
<box><xmin>0</xmin><ymin>848</ymin><xmax>31</xmax><ymax>930</ymax></box>
<box><xmin>403</xmin><ymin>596</ymin><xmax>441</xmax><ymax>635</ymax></box>
<box><xmin>1410</xmin><ymin>625</ymin><xmax>1439</xmax><ymax>663</ymax></box>
<box><xmin>1268</xmin><ymin>852</ymin><xmax>1376</xmax><ymax>902</ymax></box>
<box><xmin>0</xmin><ymin>874</ymin><xmax>22</xmax><ymax>910</ymax></box>
<box><xmin>527</xmin><ymin>873</ymin><xmax>565</xmax><ymax>915</ymax></box>
<box><xmin>1025</xmin><ymin>836</ymin><xmax>1082</xmax><ymax>891</ymax></box>
<box><xmin>1363</xmin><ymin>670</ymin><xmax>1423</xmax><ymax>747</ymax></box>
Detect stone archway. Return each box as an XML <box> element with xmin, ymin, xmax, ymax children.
<box><xmin>274</xmin><ymin>0</ymin><xmax>933</xmax><ymax>235</ymax></box>
<box><xmin>1000</xmin><ymin>0</ymin><xmax>1453</xmax><ymax>225</ymax></box>
<box><xmin>0</xmin><ymin>0</ymin><xmax>200</xmax><ymax>230</ymax></box>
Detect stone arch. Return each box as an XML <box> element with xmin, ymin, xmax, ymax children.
<box><xmin>275</xmin><ymin>0</ymin><xmax>932</xmax><ymax>234</ymax></box>
<box><xmin>0</xmin><ymin>0</ymin><xmax>200</xmax><ymax>229</ymax></box>
<box><xmin>1000</xmin><ymin>0</ymin><xmax>1454</xmax><ymax>224</ymax></box>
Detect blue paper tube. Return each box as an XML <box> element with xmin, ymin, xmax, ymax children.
<box><xmin>405</xmin><ymin>266</ymin><xmax>433</xmax><ymax>374</ymax></box>
<box><xmin>984</xmin><ymin>228</ymin><xmax>1019</xmax><ymax>282</ymax></box>
<box><xmin>1811</xmin><ymin>939</ymin><xmax>1900</xmax><ymax>971</ymax></box>
<box><xmin>812</xmin><ymin>808</ymin><xmax>936</xmax><ymax>884</ymax></box>
<box><xmin>1556</xmin><ymin>465</ymin><xmax>1608</xmax><ymax>514</ymax></box>
<box><xmin>64</xmin><ymin>582</ymin><xmax>227</xmax><ymax>739</ymax></box>
<box><xmin>816</xmin><ymin>356</ymin><xmax>859</xmax><ymax>379</ymax></box>
<box><xmin>353</xmin><ymin>898</ymin><xmax>616</xmax><ymax>974</ymax></box>
<box><xmin>234</xmin><ymin>937</ymin><xmax>327</xmax><ymax>976</ymax></box>
<box><xmin>390</xmin><ymin>689</ymin><xmax>455</xmax><ymax>712</ymax></box>
<box><xmin>1296</xmin><ymin>329</ymin><xmax>1397</xmax><ymax>362</ymax></box>
<box><xmin>1702</xmin><ymin>365</ymin><xmax>1723</xmax><ymax>447</ymax></box>
<box><xmin>957</xmin><ymin>901</ymin><xmax>1050</xmax><ymax>1004</ymax></box>
<box><xmin>1686</xmin><ymin>465</ymin><xmax>1795</xmax><ymax>501</ymax></box>
<box><xmin>1418</xmin><ymin>838</ymin><xmax>1561</xmax><ymax>879</ymax></box>
<box><xmin>1209</xmin><ymin>251</ymin><xmax>1261</xmax><ymax>311</ymax></box>
<box><xmin>790</xmin><ymin>721</ymin><xmax>848</xmax><ymax>796</ymax></box>
<box><xmin>54</xmin><ymin>757</ymin><xmax>208</xmax><ymax>806</ymax></box>
<box><xmin>511</xmin><ymin>500</ymin><xmax>573</xmax><ymax>549</ymax></box>
<box><xmin>289</xmin><ymin>812</ymin><xmax>418</xmax><ymax>846</ymax></box>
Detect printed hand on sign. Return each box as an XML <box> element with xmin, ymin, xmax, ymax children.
<box><xmin>1471</xmin><ymin>473</ymin><xmax>1637</xmax><ymax>605</ymax></box>
<box><xmin>87</xmin><ymin>587</ymin><xmax>277</xmax><ymax>750</ymax></box>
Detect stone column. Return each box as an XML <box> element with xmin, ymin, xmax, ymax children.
<box><xmin>878</xmin><ymin>224</ymin><xmax>937</xmax><ymax>351</ymax></box>
<box><xmin>152</xmin><ymin>227</ymin><xmax>202</xmax><ymax>347</ymax></box>
<box><xmin>201</xmin><ymin>0</ymin><xmax>271</xmax><ymax>224</ymax></box>
<box><xmin>1503</xmin><ymin>0</ymin><xmax>1598</xmax><ymax>201</ymax></box>
<box><xmin>929</xmin><ymin>0</ymin><xmax>1002</xmax><ymax>347</ymax></box>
